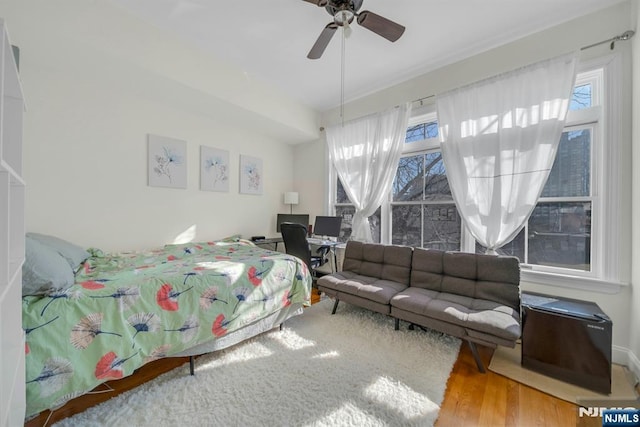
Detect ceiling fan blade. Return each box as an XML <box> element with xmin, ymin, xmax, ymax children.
<box><xmin>307</xmin><ymin>23</ymin><xmax>338</xmax><ymax>59</ymax></box>
<box><xmin>356</xmin><ymin>11</ymin><xmax>405</xmax><ymax>42</ymax></box>
<box><xmin>302</xmin><ymin>0</ymin><xmax>329</xmax><ymax>6</ymax></box>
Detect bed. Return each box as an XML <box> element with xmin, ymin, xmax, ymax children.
<box><xmin>21</xmin><ymin>234</ymin><xmax>312</xmax><ymax>419</ymax></box>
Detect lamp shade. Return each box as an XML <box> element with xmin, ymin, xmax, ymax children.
<box><xmin>284</xmin><ymin>192</ymin><xmax>299</xmax><ymax>205</ymax></box>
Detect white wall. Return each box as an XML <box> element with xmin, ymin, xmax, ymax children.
<box><xmin>293</xmin><ymin>140</ymin><xmax>327</xmax><ymax>225</ymax></box>
<box><xmin>296</xmin><ymin>1</ymin><xmax>639</xmax><ymax>375</ymax></box>
<box><xmin>0</xmin><ymin>0</ymin><xmax>321</xmax><ymax>252</ymax></box>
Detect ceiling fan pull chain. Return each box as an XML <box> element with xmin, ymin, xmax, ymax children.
<box><xmin>340</xmin><ymin>25</ymin><xmax>346</xmax><ymax>125</ymax></box>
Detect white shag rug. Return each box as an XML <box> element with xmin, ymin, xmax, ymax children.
<box><xmin>53</xmin><ymin>299</ymin><xmax>461</xmax><ymax>427</ymax></box>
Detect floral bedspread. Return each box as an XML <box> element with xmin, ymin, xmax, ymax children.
<box><xmin>22</xmin><ymin>240</ymin><xmax>312</xmax><ymax>418</ymax></box>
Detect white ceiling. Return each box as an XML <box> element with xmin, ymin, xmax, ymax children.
<box><xmin>108</xmin><ymin>0</ymin><xmax>626</xmax><ymax>112</ymax></box>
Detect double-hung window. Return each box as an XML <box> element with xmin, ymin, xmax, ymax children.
<box><xmin>390</xmin><ymin>115</ymin><xmax>461</xmax><ymax>251</ymax></box>
<box><xmin>510</xmin><ymin>59</ymin><xmax>629</xmax><ymax>290</ymax></box>
<box><xmin>490</xmin><ymin>69</ymin><xmax>600</xmax><ymax>273</ymax></box>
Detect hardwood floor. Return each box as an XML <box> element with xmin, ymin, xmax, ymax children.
<box><xmin>436</xmin><ymin>343</ymin><xmax>584</xmax><ymax>427</ymax></box>
<box><xmin>26</xmin><ymin>289</ymin><xmax>586</xmax><ymax>427</ymax></box>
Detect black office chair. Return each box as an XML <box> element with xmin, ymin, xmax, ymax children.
<box><xmin>280</xmin><ymin>222</ymin><xmax>330</xmax><ymax>282</ymax></box>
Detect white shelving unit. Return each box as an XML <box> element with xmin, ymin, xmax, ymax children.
<box><xmin>0</xmin><ymin>18</ymin><xmax>26</xmax><ymax>426</ymax></box>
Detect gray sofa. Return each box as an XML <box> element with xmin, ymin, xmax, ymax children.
<box><xmin>316</xmin><ymin>241</ymin><xmax>521</xmax><ymax>372</ymax></box>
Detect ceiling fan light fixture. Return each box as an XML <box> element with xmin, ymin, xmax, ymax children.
<box><xmin>334</xmin><ymin>9</ymin><xmax>354</xmax><ymax>26</ymax></box>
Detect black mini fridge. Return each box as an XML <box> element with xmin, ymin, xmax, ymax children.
<box><xmin>521</xmin><ymin>292</ymin><xmax>612</xmax><ymax>394</ymax></box>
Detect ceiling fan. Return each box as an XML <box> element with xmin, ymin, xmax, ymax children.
<box><xmin>303</xmin><ymin>0</ymin><xmax>405</xmax><ymax>59</ymax></box>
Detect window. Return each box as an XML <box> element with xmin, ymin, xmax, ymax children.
<box><xmin>331</xmin><ymin>112</ymin><xmax>447</xmax><ymax>245</ymax></box>
<box><xmin>476</xmin><ymin>70</ymin><xmax>601</xmax><ymax>277</ymax></box>
<box><xmin>334</xmin><ymin>179</ymin><xmax>381</xmax><ymax>243</ymax></box>
<box><xmin>405</xmin><ymin>121</ymin><xmax>438</xmax><ymax>143</ymax></box>
<box><xmin>486</xmin><ymin>126</ymin><xmax>593</xmax><ymax>272</ymax></box>
<box><xmin>391</xmin><ymin>149</ymin><xmax>461</xmax><ymax>251</ymax></box>
<box><xmin>328</xmin><ymin>58</ymin><xmax>628</xmax><ymax>289</ymax></box>
<box><xmin>388</xmin><ymin>111</ymin><xmax>462</xmax><ymax>250</ymax></box>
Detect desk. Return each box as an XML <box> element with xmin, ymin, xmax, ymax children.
<box><xmin>253</xmin><ymin>237</ymin><xmax>344</xmax><ymax>272</ymax></box>
<box><xmin>252</xmin><ymin>237</ymin><xmax>283</xmax><ymax>251</ymax></box>
<box><xmin>307</xmin><ymin>238</ymin><xmax>343</xmax><ymax>273</ymax></box>
<box><xmin>307</xmin><ymin>237</ymin><xmax>340</xmax><ymax>247</ymax></box>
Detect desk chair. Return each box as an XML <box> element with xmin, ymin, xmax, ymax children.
<box><xmin>280</xmin><ymin>222</ymin><xmax>330</xmax><ymax>285</ymax></box>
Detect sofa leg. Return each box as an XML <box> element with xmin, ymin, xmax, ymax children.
<box><xmin>189</xmin><ymin>356</ymin><xmax>195</xmax><ymax>376</ymax></box>
<box><xmin>467</xmin><ymin>341</ymin><xmax>486</xmax><ymax>373</ymax></box>
<box><xmin>394</xmin><ymin>318</ymin><xmax>399</xmax><ymax>330</ymax></box>
<box><xmin>331</xmin><ymin>298</ymin><xmax>339</xmax><ymax>315</ymax></box>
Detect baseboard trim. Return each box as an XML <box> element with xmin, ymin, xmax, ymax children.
<box><xmin>613</xmin><ymin>345</ymin><xmax>640</xmax><ymax>388</ymax></box>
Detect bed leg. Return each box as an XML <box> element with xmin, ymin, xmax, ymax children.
<box><xmin>279</xmin><ymin>323</ymin><xmax>283</xmax><ymax>331</ymax></box>
<box><xmin>331</xmin><ymin>298</ymin><xmax>339</xmax><ymax>314</ymax></box>
<box><xmin>189</xmin><ymin>356</ymin><xmax>195</xmax><ymax>376</ymax></box>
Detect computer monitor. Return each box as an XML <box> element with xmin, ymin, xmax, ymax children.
<box><xmin>313</xmin><ymin>216</ymin><xmax>342</xmax><ymax>238</ymax></box>
<box><xmin>276</xmin><ymin>213</ymin><xmax>310</xmax><ymax>233</ymax></box>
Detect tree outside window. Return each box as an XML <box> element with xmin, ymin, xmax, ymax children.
<box><xmin>391</xmin><ymin>151</ymin><xmax>460</xmax><ymax>250</ymax></box>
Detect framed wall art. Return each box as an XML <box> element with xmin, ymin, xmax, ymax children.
<box><xmin>200</xmin><ymin>146</ymin><xmax>230</xmax><ymax>192</ymax></box>
<box><xmin>148</xmin><ymin>134</ymin><xmax>187</xmax><ymax>189</ymax></box>
<box><xmin>239</xmin><ymin>154</ymin><xmax>263</xmax><ymax>195</ymax></box>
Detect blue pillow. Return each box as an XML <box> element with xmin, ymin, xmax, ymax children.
<box><xmin>26</xmin><ymin>232</ymin><xmax>90</xmax><ymax>270</ymax></box>
<box><xmin>22</xmin><ymin>236</ymin><xmax>75</xmax><ymax>296</ymax></box>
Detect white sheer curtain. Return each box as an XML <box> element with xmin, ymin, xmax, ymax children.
<box><xmin>437</xmin><ymin>52</ymin><xmax>578</xmax><ymax>254</ymax></box>
<box><xmin>326</xmin><ymin>103</ymin><xmax>412</xmax><ymax>242</ymax></box>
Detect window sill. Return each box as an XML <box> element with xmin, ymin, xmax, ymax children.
<box><xmin>520</xmin><ymin>269</ymin><xmax>628</xmax><ymax>294</ymax></box>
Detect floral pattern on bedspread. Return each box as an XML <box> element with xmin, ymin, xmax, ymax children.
<box><xmin>22</xmin><ymin>241</ymin><xmax>312</xmax><ymax>418</ymax></box>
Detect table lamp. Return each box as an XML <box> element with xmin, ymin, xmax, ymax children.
<box><xmin>284</xmin><ymin>192</ymin><xmax>299</xmax><ymax>214</ymax></box>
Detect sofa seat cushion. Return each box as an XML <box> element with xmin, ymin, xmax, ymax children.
<box><xmin>317</xmin><ymin>272</ymin><xmax>408</xmax><ymax>305</ymax></box>
<box><xmin>390</xmin><ymin>287</ymin><xmax>520</xmax><ymax>341</ymax></box>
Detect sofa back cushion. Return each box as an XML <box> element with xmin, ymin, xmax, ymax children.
<box><xmin>410</xmin><ymin>248</ymin><xmax>444</xmax><ymax>290</ymax></box>
<box><xmin>342</xmin><ymin>241</ymin><xmax>412</xmax><ymax>285</ymax></box>
<box><xmin>342</xmin><ymin>241</ymin><xmax>370</xmax><ymax>274</ymax></box>
<box><xmin>473</xmin><ymin>254</ymin><xmax>521</xmax><ymax>311</ymax></box>
<box><xmin>381</xmin><ymin>245</ymin><xmax>413</xmax><ymax>284</ymax></box>
<box><xmin>410</xmin><ymin>248</ymin><xmax>520</xmax><ymax>312</ymax></box>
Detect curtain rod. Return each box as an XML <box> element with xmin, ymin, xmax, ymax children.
<box><xmin>320</xmin><ymin>30</ymin><xmax>636</xmax><ymax>132</ymax></box>
<box><xmin>406</xmin><ymin>30</ymin><xmax>636</xmax><ymax>108</ymax></box>
<box><xmin>409</xmin><ymin>30</ymin><xmax>636</xmax><ymax>108</ymax></box>
<box><xmin>581</xmin><ymin>30</ymin><xmax>635</xmax><ymax>51</ymax></box>
<box><xmin>411</xmin><ymin>94</ymin><xmax>435</xmax><ymax>107</ymax></box>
